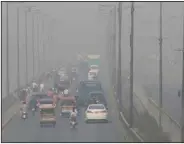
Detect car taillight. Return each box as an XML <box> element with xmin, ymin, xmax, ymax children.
<box><xmin>87</xmin><ymin>110</ymin><xmax>93</xmax><ymax>113</ymax></box>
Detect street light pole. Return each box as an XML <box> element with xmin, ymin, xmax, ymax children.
<box><xmin>129</xmin><ymin>1</ymin><xmax>134</xmax><ymax>128</ymax></box>
<box><xmin>113</xmin><ymin>6</ymin><xmax>117</xmax><ymax>85</ymax></box>
<box><xmin>32</xmin><ymin>13</ymin><xmax>35</xmax><ymax>79</ymax></box>
<box><xmin>42</xmin><ymin>16</ymin><xmax>45</xmax><ymax>72</ymax></box>
<box><xmin>181</xmin><ymin>7</ymin><xmax>184</xmax><ymax>142</ymax></box>
<box><xmin>37</xmin><ymin>14</ymin><xmax>40</xmax><ymax>77</ymax></box>
<box><xmin>25</xmin><ymin>9</ymin><xmax>28</xmax><ymax>85</ymax></box>
<box><xmin>117</xmin><ymin>2</ymin><xmax>122</xmax><ymax>109</ymax></box>
<box><xmin>6</xmin><ymin>2</ymin><xmax>10</xmax><ymax>97</ymax></box>
<box><xmin>159</xmin><ymin>2</ymin><xmax>163</xmax><ymax>129</ymax></box>
<box><xmin>17</xmin><ymin>6</ymin><xmax>20</xmax><ymax>96</ymax></box>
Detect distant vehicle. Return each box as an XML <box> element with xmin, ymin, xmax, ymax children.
<box><xmin>85</xmin><ymin>104</ymin><xmax>108</xmax><ymax>123</ymax></box>
<box><xmin>58</xmin><ymin>67</ymin><xmax>67</xmax><ymax>76</ymax></box>
<box><xmin>87</xmin><ymin>91</ymin><xmax>107</xmax><ymax>108</ymax></box>
<box><xmin>27</xmin><ymin>92</ymin><xmax>48</xmax><ymax>110</ymax></box>
<box><xmin>89</xmin><ymin>65</ymin><xmax>99</xmax><ymax>75</ymax></box>
<box><xmin>57</xmin><ymin>80</ymin><xmax>70</xmax><ymax>92</ymax></box>
<box><xmin>87</xmin><ymin>54</ymin><xmax>100</xmax><ymax>74</ymax></box>
<box><xmin>88</xmin><ymin>70</ymin><xmax>97</xmax><ymax>80</ymax></box>
<box><xmin>59</xmin><ymin>96</ymin><xmax>76</xmax><ymax>117</ymax></box>
<box><xmin>71</xmin><ymin>67</ymin><xmax>78</xmax><ymax>79</ymax></box>
<box><xmin>77</xmin><ymin>80</ymin><xmax>102</xmax><ymax>106</ymax></box>
<box><xmin>77</xmin><ymin>60</ymin><xmax>89</xmax><ymax>81</ymax></box>
<box><xmin>87</xmin><ymin>54</ymin><xmax>100</xmax><ymax>66</ymax></box>
<box><xmin>55</xmin><ymin>74</ymin><xmax>70</xmax><ymax>92</ymax></box>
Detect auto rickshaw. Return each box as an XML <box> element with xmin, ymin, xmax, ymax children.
<box><xmin>39</xmin><ymin>104</ymin><xmax>56</xmax><ymax>128</ymax></box>
<box><xmin>60</xmin><ymin>96</ymin><xmax>76</xmax><ymax>117</ymax></box>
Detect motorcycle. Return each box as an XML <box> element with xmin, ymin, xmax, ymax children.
<box><xmin>32</xmin><ymin>108</ymin><xmax>36</xmax><ymax>116</ymax></box>
<box><xmin>22</xmin><ymin>112</ymin><xmax>27</xmax><ymax>120</ymax></box>
<box><xmin>70</xmin><ymin>120</ymin><xmax>77</xmax><ymax>129</ymax></box>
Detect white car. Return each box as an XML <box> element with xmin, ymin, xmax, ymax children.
<box><xmin>85</xmin><ymin>104</ymin><xmax>108</xmax><ymax>123</ymax></box>
<box><xmin>88</xmin><ymin>71</ymin><xmax>97</xmax><ymax>80</ymax></box>
<box><xmin>90</xmin><ymin>65</ymin><xmax>99</xmax><ymax>74</ymax></box>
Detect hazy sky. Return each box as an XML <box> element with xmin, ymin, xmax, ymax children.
<box><xmin>2</xmin><ymin>2</ymin><xmax>184</xmax><ymax>122</ymax></box>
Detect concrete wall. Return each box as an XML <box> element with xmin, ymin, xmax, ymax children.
<box><xmin>120</xmin><ymin>74</ymin><xmax>181</xmax><ymax>141</ymax></box>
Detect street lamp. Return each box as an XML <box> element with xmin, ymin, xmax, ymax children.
<box><xmin>24</xmin><ymin>7</ymin><xmax>28</xmax><ymax>85</ymax></box>
<box><xmin>99</xmin><ymin>3</ymin><xmax>117</xmax><ymax>95</ymax></box>
<box><xmin>5</xmin><ymin>2</ymin><xmax>24</xmax><ymax>98</ymax></box>
<box><xmin>31</xmin><ymin>9</ymin><xmax>41</xmax><ymax>79</ymax></box>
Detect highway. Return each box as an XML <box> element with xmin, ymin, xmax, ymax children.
<box><xmin>2</xmin><ymin>55</ymin><xmax>134</xmax><ymax>142</ymax></box>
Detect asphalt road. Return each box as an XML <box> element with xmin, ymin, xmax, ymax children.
<box><xmin>2</xmin><ymin>59</ymin><xmax>134</xmax><ymax>142</ymax></box>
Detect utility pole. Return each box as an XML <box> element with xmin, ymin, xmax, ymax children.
<box><xmin>25</xmin><ymin>10</ymin><xmax>28</xmax><ymax>85</ymax></box>
<box><xmin>17</xmin><ymin>6</ymin><xmax>20</xmax><ymax>96</ymax></box>
<box><xmin>159</xmin><ymin>2</ymin><xmax>163</xmax><ymax>129</ymax></box>
<box><xmin>37</xmin><ymin>14</ymin><xmax>40</xmax><ymax>77</ymax></box>
<box><xmin>181</xmin><ymin>6</ymin><xmax>184</xmax><ymax>142</ymax></box>
<box><xmin>107</xmin><ymin>10</ymin><xmax>112</xmax><ymax>74</ymax></box>
<box><xmin>117</xmin><ymin>2</ymin><xmax>122</xmax><ymax>109</ymax></box>
<box><xmin>6</xmin><ymin>2</ymin><xmax>10</xmax><ymax>97</ymax></box>
<box><xmin>109</xmin><ymin>10</ymin><xmax>114</xmax><ymax>83</ymax></box>
<box><xmin>113</xmin><ymin>6</ymin><xmax>117</xmax><ymax>86</ymax></box>
<box><xmin>129</xmin><ymin>1</ymin><xmax>134</xmax><ymax>128</ymax></box>
<box><xmin>32</xmin><ymin>13</ymin><xmax>35</xmax><ymax>79</ymax></box>
<box><xmin>42</xmin><ymin>16</ymin><xmax>45</xmax><ymax>72</ymax></box>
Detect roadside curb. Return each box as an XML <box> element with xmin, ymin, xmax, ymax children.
<box><xmin>2</xmin><ymin>74</ymin><xmax>53</xmax><ymax>130</ymax></box>
<box><xmin>111</xmin><ymin>88</ymin><xmax>144</xmax><ymax>142</ymax></box>
<box><xmin>119</xmin><ymin>111</ymin><xmax>144</xmax><ymax>142</ymax></box>
<box><xmin>2</xmin><ymin>110</ymin><xmax>18</xmax><ymax>130</ymax></box>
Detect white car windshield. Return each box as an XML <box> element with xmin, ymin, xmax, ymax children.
<box><xmin>88</xmin><ymin>105</ymin><xmax>105</xmax><ymax>110</ymax></box>
<box><xmin>90</xmin><ymin>65</ymin><xmax>98</xmax><ymax>70</ymax></box>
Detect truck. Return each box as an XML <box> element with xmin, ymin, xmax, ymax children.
<box><xmin>87</xmin><ymin>55</ymin><xmax>100</xmax><ymax>76</ymax></box>
<box><xmin>87</xmin><ymin>55</ymin><xmax>100</xmax><ymax>67</ymax></box>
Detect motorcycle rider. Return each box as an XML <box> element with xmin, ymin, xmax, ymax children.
<box><xmin>46</xmin><ymin>71</ymin><xmax>52</xmax><ymax>79</ymax></box>
<box><xmin>20</xmin><ymin>88</ymin><xmax>28</xmax><ymax>103</ymax></box>
<box><xmin>52</xmin><ymin>87</ymin><xmax>58</xmax><ymax>94</ymax></box>
<box><xmin>20</xmin><ymin>101</ymin><xmax>28</xmax><ymax>118</ymax></box>
<box><xmin>32</xmin><ymin>80</ymin><xmax>38</xmax><ymax>92</ymax></box>
<box><xmin>27</xmin><ymin>85</ymin><xmax>32</xmax><ymax>95</ymax></box>
<box><xmin>39</xmin><ymin>82</ymin><xmax>44</xmax><ymax>92</ymax></box>
<box><xmin>69</xmin><ymin>107</ymin><xmax>77</xmax><ymax>126</ymax></box>
<box><xmin>29</xmin><ymin>97</ymin><xmax>37</xmax><ymax>112</ymax></box>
